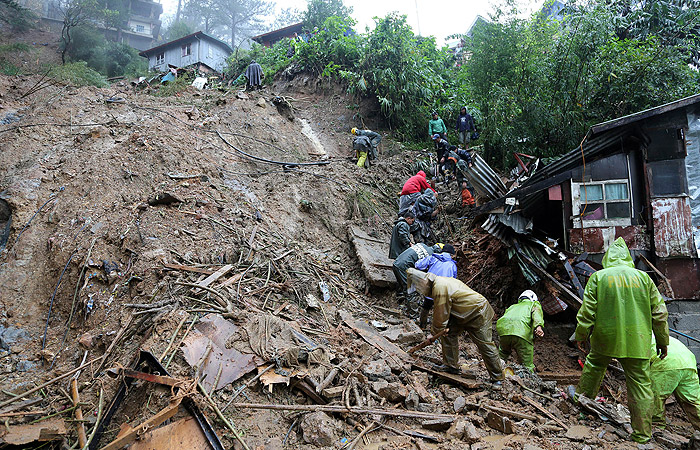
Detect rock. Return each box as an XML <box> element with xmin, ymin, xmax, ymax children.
<box><xmin>363</xmin><ymin>359</ymin><xmax>391</xmax><ymax>380</ymax></box>
<box><xmin>371</xmin><ymin>379</ymin><xmax>389</xmax><ymax>393</ymax></box>
<box><xmin>299</xmin><ymin>412</ymin><xmax>337</xmax><ymax>447</ymax></box>
<box><xmin>0</xmin><ymin>326</ymin><xmax>30</xmax><ymax>350</ymax></box>
<box><xmin>422</xmin><ymin>418</ymin><xmax>454</xmax><ymax>431</ymax></box>
<box><xmin>464</xmin><ymin>422</ymin><xmax>483</xmax><ymax>444</ymax></box>
<box><xmin>236</xmin><ymin>91</ymin><xmax>248</xmax><ymax>99</ymax></box>
<box><xmin>256</xmin><ymin>98</ymin><xmax>267</xmax><ymax>108</ymax></box>
<box><xmin>79</xmin><ymin>333</ymin><xmax>94</xmax><ymax>349</ymax></box>
<box><xmin>454</xmin><ymin>396</ymin><xmax>466</xmax><ymax>413</ymax></box>
<box><xmin>565</xmin><ymin>425</ymin><xmax>593</xmax><ymax>441</ymax></box>
<box><xmin>16</xmin><ymin>360</ymin><xmax>38</xmax><ymax>372</ymax></box>
<box><xmin>381</xmin><ymin>321</ymin><xmax>424</xmax><ymax>344</ymax></box>
<box><xmin>263</xmin><ymin>437</ymin><xmax>283</xmax><ymax>450</ymax></box>
<box><xmin>304</xmin><ymin>293</ymin><xmax>320</xmax><ymax>310</ymax></box>
<box><xmin>486</xmin><ymin>412</ymin><xmax>514</xmax><ymax>434</ymax></box>
<box><xmin>411</xmin><ymin>370</ymin><xmax>430</xmax><ymax>386</ymax></box>
<box><xmin>377</xmin><ymin>381</ymin><xmax>408</xmax><ymax>403</ymax></box>
<box><xmin>654</xmin><ymin>430</ymin><xmax>689</xmax><ymax>448</ymax></box>
<box><xmin>446</xmin><ymin>418</ymin><xmax>467</xmax><ymax>439</ymax></box>
<box><xmin>440</xmin><ymin>385</ymin><xmax>463</xmax><ymax>402</ymax></box>
<box><xmin>405</xmin><ymin>389</ymin><xmax>420</xmax><ymax>409</ymax></box>
<box><xmin>148</xmin><ymin>192</ymin><xmax>182</xmax><ymax>206</ymax></box>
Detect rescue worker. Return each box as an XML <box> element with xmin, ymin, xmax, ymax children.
<box><xmin>399</xmin><ymin>171</ymin><xmax>435</xmax><ymax>216</ymax></box>
<box><xmin>410</xmin><ymin>188</ymin><xmax>439</xmax><ymax>243</ymax></box>
<box><xmin>454</xmin><ymin>155</ymin><xmax>476</xmax><ymax>207</ymax></box>
<box><xmin>351</xmin><ymin>128</ymin><xmax>382</xmax><ymax>165</ymax></box>
<box><xmin>407</xmin><ymin>268</ymin><xmax>505</xmax><ymax>384</ymax></box>
<box><xmin>574</xmin><ymin>237</ymin><xmax>669</xmax><ymax>444</ymax></box>
<box><xmin>392</xmin><ymin>243</ymin><xmax>441</xmax><ymax>305</ymax></box>
<box><xmin>496</xmin><ymin>290</ymin><xmax>544</xmax><ymax>372</ymax></box>
<box><xmin>650</xmin><ymin>336</ymin><xmax>700</xmax><ymax>431</ymax></box>
<box><xmin>415</xmin><ymin>244</ymin><xmax>457</xmax><ymax>328</ymax></box>
<box><xmin>389</xmin><ymin>211</ymin><xmax>415</xmax><ymax>259</ymax></box>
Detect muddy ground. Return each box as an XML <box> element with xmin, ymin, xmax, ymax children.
<box><xmin>0</xmin><ymin>67</ymin><xmax>694</xmax><ymax>450</ymax></box>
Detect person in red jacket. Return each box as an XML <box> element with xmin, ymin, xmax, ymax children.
<box><xmin>399</xmin><ymin>171</ymin><xmax>436</xmax><ymax>216</ymax></box>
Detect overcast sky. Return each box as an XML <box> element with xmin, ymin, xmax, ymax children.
<box><xmin>159</xmin><ymin>0</ymin><xmax>537</xmax><ymax>46</ymax></box>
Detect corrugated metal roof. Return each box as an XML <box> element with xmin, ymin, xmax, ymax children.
<box><xmin>465</xmin><ymin>152</ymin><xmax>508</xmax><ymax>201</ymax></box>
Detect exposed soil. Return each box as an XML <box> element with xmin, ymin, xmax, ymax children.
<box><xmin>0</xmin><ymin>66</ymin><xmax>693</xmax><ymax>450</ymax></box>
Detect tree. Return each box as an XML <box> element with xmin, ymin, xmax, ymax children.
<box><xmin>164</xmin><ymin>20</ymin><xmax>194</xmax><ymax>40</ymax></box>
<box><xmin>0</xmin><ymin>0</ymin><xmax>37</xmax><ymax>32</ymax></box>
<box><xmin>59</xmin><ymin>0</ymin><xmax>115</xmax><ymax>64</ymax></box>
<box><xmin>302</xmin><ymin>0</ymin><xmax>352</xmax><ymax>30</ymax></box>
<box><xmin>212</xmin><ymin>0</ymin><xmax>274</xmax><ymax>47</ymax></box>
<box><xmin>270</xmin><ymin>6</ymin><xmax>302</xmax><ymax>30</ymax></box>
<box><xmin>182</xmin><ymin>0</ymin><xmax>224</xmax><ymax>34</ymax></box>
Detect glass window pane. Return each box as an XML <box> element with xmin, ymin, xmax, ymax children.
<box><xmin>581</xmin><ymin>203</ymin><xmax>604</xmax><ymax>220</ymax></box>
<box><xmin>607</xmin><ymin>202</ymin><xmax>630</xmax><ymax>218</ymax></box>
<box><xmin>582</xmin><ymin>184</ymin><xmax>603</xmax><ymax>201</ymax></box>
<box><xmin>605</xmin><ymin>183</ymin><xmax>628</xmax><ymax>200</ymax></box>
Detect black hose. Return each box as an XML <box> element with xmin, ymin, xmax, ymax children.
<box><xmin>216</xmin><ymin>130</ymin><xmax>329</xmax><ymax>167</ymax></box>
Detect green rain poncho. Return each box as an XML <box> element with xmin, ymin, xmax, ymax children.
<box><xmin>496</xmin><ymin>298</ymin><xmax>544</xmax><ymax>344</ymax></box>
<box><xmin>575</xmin><ymin>237</ymin><xmax>669</xmax><ymax>358</ymax></box>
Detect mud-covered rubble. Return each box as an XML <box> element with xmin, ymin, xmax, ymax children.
<box><xmin>0</xmin><ymin>71</ymin><xmax>695</xmax><ymax>449</ymax></box>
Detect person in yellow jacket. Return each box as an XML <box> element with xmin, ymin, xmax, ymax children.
<box><xmin>496</xmin><ymin>290</ymin><xmax>544</xmax><ymax>372</ymax></box>
<box><xmin>574</xmin><ymin>237</ymin><xmax>669</xmax><ymax>444</ymax></box>
<box><xmin>650</xmin><ymin>336</ymin><xmax>700</xmax><ymax>431</ymax></box>
<box><xmin>407</xmin><ymin>268</ymin><xmax>504</xmax><ymax>383</ymax></box>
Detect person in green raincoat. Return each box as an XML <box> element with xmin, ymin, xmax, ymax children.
<box><xmin>650</xmin><ymin>336</ymin><xmax>700</xmax><ymax>431</ymax></box>
<box><xmin>574</xmin><ymin>237</ymin><xmax>669</xmax><ymax>444</ymax></box>
<box><xmin>497</xmin><ymin>290</ymin><xmax>544</xmax><ymax>372</ymax></box>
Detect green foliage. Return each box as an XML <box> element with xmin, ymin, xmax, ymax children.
<box><xmin>302</xmin><ymin>0</ymin><xmax>353</xmax><ymax>30</ymax></box>
<box><xmin>153</xmin><ymin>76</ymin><xmax>191</xmax><ymax>97</ymax></box>
<box><xmin>49</xmin><ymin>61</ymin><xmax>108</xmax><ymax>87</ymax></box>
<box><xmin>0</xmin><ymin>43</ymin><xmax>32</xmax><ymax>75</ymax></box>
<box><xmin>164</xmin><ymin>21</ymin><xmax>194</xmax><ymax>40</ymax></box>
<box><xmin>64</xmin><ymin>25</ymin><xmax>146</xmax><ymax>78</ymax></box>
<box><xmin>224</xmin><ymin>40</ymin><xmax>290</xmax><ymax>84</ymax></box>
<box><xmin>0</xmin><ymin>0</ymin><xmax>37</xmax><ymax>32</ymax></box>
<box><xmin>293</xmin><ymin>15</ymin><xmax>361</xmax><ymax>74</ymax></box>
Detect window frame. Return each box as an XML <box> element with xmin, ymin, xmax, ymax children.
<box><xmin>135</xmin><ymin>24</ymin><xmax>145</xmax><ymax>33</ymax></box>
<box><xmin>182</xmin><ymin>43</ymin><xmax>191</xmax><ymax>57</ymax></box>
<box><xmin>155</xmin><ymin>52</ymin><xmax>164</xmax><ymax>65</ymax></box>
<box><xmin>571</xmin><ymin>178</ymin><xmax>632</xmax><ymax>228</ymax></box>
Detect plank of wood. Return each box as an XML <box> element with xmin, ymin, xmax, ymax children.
<box><xmin>516</xmin><ymin>249</ymin><xmax>582</xmax><ymax>309</ymax></box>
<box><xmin>348</xmin><ymin>225</ymin><xmax>396</xmax><ymax>288</ymax></box>
<box><xmin>197</xmin><ymin>264</ymin><xmax>234</xmax><ymax>288</ymax></box>
<box><xmin>520</xmin><ymin>394</ymin><xmax>568</xmax><ymax>429</ymax></box>
<box><xmin>412</xmin><ymin>362</ymin><xmax>482</xmax><ymax>390</ymax></box>
<box><xmin>163</xmin><ymin>264</ymin><xmax>215</xmax><ymax>275</ymax></box>
<box><xmin>340</xmin><ymin>311</ymin><xmax>411</xmax><ymax>363</ymax></box>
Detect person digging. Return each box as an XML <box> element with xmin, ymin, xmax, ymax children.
<box><xmin>496</xmin><ymin>289</ymin><xmax>544</xmax><ymax>373</ymax></box>
<box><xmin>407</xmin><ymin>268</ymin><xmax>505</xmax><ymax>385</ymax></box>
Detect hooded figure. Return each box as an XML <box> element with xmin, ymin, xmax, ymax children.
<box><xmin>455</xmin><ymin>106</ymin><xmax>475</xmax><ymax>148</ymax></box>
<box><xmin>392</xmin><ymin>243</ymin><xmax>440</xmax><ymax>303</ymax></box>
<box><xmin>389</xmin><ymin>211</ymin><xmax>415</xmax><ymax>259</ymax></box>
<box><xmin>575</xmin><ymin>237</ymin><xmax>669</xmax><ymax>444</ymax></box>
<box><xmin>650</xmin><ymin>336</ymin><xmax>700</xmax><ymax>431</ymax></box>
<box><xmin>352</xmin><ymin>128</ymin><xmax>382</xmax><ymax>160</ymax></box>
<box><xmin>407</xmin><ymin>268</ymin><xmax>504</xmax><ymax>381</ymax></box>
<box><xmin>428</xmin><ymin>112</ymin><xmax>447</xmax><ymax>141</ymax></box>
<box><xmin>244</xmin><ymin>60</ymin><xmax>263</xmax><ymax>89</ymax></box>
<box><xmin>399</xmin><ymin>171</ymin><xmax>435</xmax><ymax>216</ymax></box>
<box><xmin>496</xmin><ymin>290</ymin><xmax>544</xmax><ymax>372</ymax></box>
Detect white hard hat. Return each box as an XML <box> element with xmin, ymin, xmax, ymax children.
<box><xmin>519</xmin><ymin>290</ymin><xmax>538</xmax><ymax>302</ymax></box>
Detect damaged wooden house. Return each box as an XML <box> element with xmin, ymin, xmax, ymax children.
<box><xmin>476</xmin><ymin>94</ymin><xmax>700</xmax><ymax>325</ymax></box>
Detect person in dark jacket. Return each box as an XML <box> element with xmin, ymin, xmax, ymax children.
<box><xmin>452</xmin><ymin>150</ymin><xmax>476</xmax><ymax>207</ymax></box>
<box><xmin>455</xmin><ymin>106</ymin><xmax>475</xmax><ymax>149</ymax></box>
<box><xmin>244</xmin><ymin>60</ymin><xmax>263</xmax><ymax>90</ymax></box>
<box><xmin>392</xmin><ymin>243</ymin><xmax>441</xmax><ymax>304</ymax></box>
<box><xmin>389</xmin><ymin>211</ymin><xmax>415</xmax><ymax>259</ymax></box>
<box><xmin>352</xmin><ymin>128</ymin><xmax>382</xmax><ymax>161</ymax></box>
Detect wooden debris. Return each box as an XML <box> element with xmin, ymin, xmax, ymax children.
<box><xmin>101</xmin><ymin>398</ymin><xmax>183</xmax><ymax>450</ymax></box>
<box><xmin>348</xmin><ymin>225</ymin><xmax>397</xmax><ymax>287</ymax></box>
<box><xmin>196</xmin><ymin>264</ymin><xmax>234</xmax><ymax>288</ymax></box>
<box><xmin>163</xmin><ymin>263</ymin><xmax>216</xmax><ymax>275</ymax></box>
<box><xmin>408</xmin><ymin>329</ymin><xmax>447</xmax><ymax>354</ymax></box>
<box><xmin>482</xmin><ymin>403</ymin><xmax>539</xmax><ymax>421</ymax></box>
<box><xmin>421</xmin><ymin>418</ymin><xmax>454</xmax><ymax>431</ymax></box>
<box><xmin>0</xmin><ymin>417</ymin><xmax>68</xmax><ymax>445</ymax></box>
<box><xmin>129</xmin><ymin>417</ymin><xmax>211</xmax><ymax>450</ymax></box>
<box><xmin>520</xmin><ymin>394</ymin><xmax>568</xmax><ymax>429</ymax></box>
<box><xmin>70</xmin><ymin>378</ymin><xmax>87</xmax><ymax>448</ymax></box>
<box><xmin>340</xmin><ymin>311</ymin><xmax>411</xmax><ymax>363</ymax></box>
<box><xmin>232</xmin><ymin>402</ymin><xmax>459</xmax><ymax>421</ymax></box>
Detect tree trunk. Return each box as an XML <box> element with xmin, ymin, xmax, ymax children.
<box><xmin>175</xmin><ymin>0</ymin><xmax>182</xmax><ymax>22</ymax></box>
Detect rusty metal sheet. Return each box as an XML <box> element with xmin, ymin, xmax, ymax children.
<box><xmin>129</xmin><ymin>417</ymin><xmax>210</xmax><ymax>450</ymax></box>
<box><xmin>181</xmin><ymin>314</ymin><xmax>262</xmax><ymax>392</ymax></box>
<box><xmin>101</xmin><ymin>398</ymin><xmax>182</xmax><ymax>450</ymax></box>
<box><xmin>348</xmin><ymin>225</ymin><xmax>396</xmax><ymax>287</ymax></box>
<box><xmin>656</xmin><ymin>258</ymin><xmax>700</xmax><ymax>300</ymax></box>
<box><xmin>652</xmin><ymin>197</ymin><xmax>696</xmax><ymax>258</ymax></box>
<box><xmin>569</xmin><ymin>225</ymin><xmax>650</xmax><ymax>254</ymax></box>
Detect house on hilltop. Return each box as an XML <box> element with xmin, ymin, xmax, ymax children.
<box><xmin>252</xmin><ymin>23</ymin><xmax>303</xmax><ymax>48</ymax></box>
<box><xmin>139</xmin><ymin>31</ymin><xmax>233</xmax><ymax>74</ymax></box>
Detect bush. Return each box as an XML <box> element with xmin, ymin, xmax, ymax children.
<box><xmin>0</xmin><ymin>0</ymin><xmax>36</xmax><ymax>32</ymax></box>
<box><xmin>0</xmin><ymin>43</ymin><xmax>32</xmax><ymax>75</ymax></box>
<box><xmin>50</xmin><ymin>61</ymin><xmax>108</xmax><ymax>87</ymax></box>
<box><xmin>64</xmin><ymin>25</ymin><xmax>147</xmax><ymax>79</ymax></box>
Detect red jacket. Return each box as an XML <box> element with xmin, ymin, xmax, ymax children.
<box><xmin>401</xmin><ymin>171</ymin><xmax>435</xmax><ymax>195</ymax></box>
